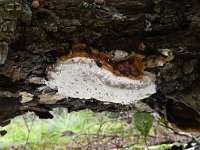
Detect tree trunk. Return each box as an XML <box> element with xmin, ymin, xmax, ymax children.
<box><xmin>0</xmin><ymin>0</ymin><xmax>200</xmax><ymax>132</ymax></box>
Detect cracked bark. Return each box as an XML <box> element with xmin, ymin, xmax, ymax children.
<box><xmin>0</xmin><ymin>0</ymin><xmax>200</xmax><ymax>132</ymax></box>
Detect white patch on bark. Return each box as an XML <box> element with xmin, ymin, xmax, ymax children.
<box><xmin>111</xmin><ymin>50</ymin><xmax>128</xmax><ymax>61</ymax></box>
<box><xmin>20</xmin><ymin>92</ymin><xmax>33</xmax><ymax>103</ymax></box>
<box><xmin>44</xmin><ymin>57</ymin><xmax>156</xmax><ymax>104</ymax></box>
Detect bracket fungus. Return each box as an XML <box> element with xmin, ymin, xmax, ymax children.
<box><xmin>45</xmin><ymin>50</ymin><xmax>157</xmax><ymax>104</ymax></box>
<box><xmin>166</xmin><ymin>100</ymin><xmax>200</xmax><ymax>133</ymax></box>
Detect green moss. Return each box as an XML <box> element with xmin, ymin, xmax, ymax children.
<box><xmin>151</xmin><ymin>144</ymin><xmax>171</xmax><ymax>150</ymax></box>
<box><xmin>122</xmin><ymin>144</ymin><xmax>171</xmax><ymax>150</ymax></box>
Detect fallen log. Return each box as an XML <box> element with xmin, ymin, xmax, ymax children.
<box><xmin>0</xmin><ymin>0</ymin><xmax>200</xmax><ymax>133</ymax></box>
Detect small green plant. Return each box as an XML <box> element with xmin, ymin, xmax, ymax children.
<box><xmin>133</xmin><ymin>112</ymin><xmax>153</xmax><ymax>137</ymax></box>
<box><xmin>133</xmin><ymin>112</ymin><xmax>153</xmax><ymax>149</ymax></box>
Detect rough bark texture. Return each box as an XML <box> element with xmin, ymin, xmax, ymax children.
<box><xmin>0</xmin><ymin>0</ymin><xmax>200</xmax><ymax>132</ymax></box>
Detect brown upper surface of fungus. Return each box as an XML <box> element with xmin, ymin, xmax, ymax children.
<box><xmin>59</xmin><ymin>48</ymin><xmax>145</xmax><ymax>80</ymax></box>
<box><xmin>114</xmin><ymin>58</ymin><xmax>144</xmax><ymax>78</ymax></box>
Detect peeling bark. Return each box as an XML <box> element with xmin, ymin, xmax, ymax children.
<box><xmin>0</xmin><ymin>0</ymin><xmax>200</xmax><ymax>132</ymax></box>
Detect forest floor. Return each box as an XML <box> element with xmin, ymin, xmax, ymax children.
<box><xmin>0</xmin><ymin>109</ymin><xmax>199</xmax><ymax>150</ymax></box>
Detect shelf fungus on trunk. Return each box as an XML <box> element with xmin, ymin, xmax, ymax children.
<box><xmin>166</xmin><ymin>99</ymin><xmax>200</xmax><ymax>133</ymax></box>
<box><xmin>44</xmin><ymin>49</ymin><xmax>157</xmax><ymax>104</ymax></box>
<box><xmin>166</xmin><ymin>80</ymin><xmax>200</xmax><ymax>133</ymax></box>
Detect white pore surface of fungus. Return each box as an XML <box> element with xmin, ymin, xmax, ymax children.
<box><xmin>45</xmin><ymin>57</ymin><xmax>156</xmax><ymax>104</ymax></box>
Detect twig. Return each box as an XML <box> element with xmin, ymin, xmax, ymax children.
<box><xmin>72</xmin><ymin>134</ymin><xmax>121</xmax><ymax>150</ymax></box>
<box><xmin>121</xmin><ymin>143</ymin><xmax>136</xmax><ymax>150</ymax></box>
<box><xmin>22</xmin><ymin>113</ymin><xmax>36</xmax><ymax>150</ymax></box>
<box><xmin>159</xmin><ymin>122</ymin><xmax>200</xmax><ymax>145</ymax></box>
<box><xmin>144</xmin><ymin>138</ymin><xmax>150</xmax><ymax>150</ymax></box>
<box><xmin>86</xmin><ymin>116</ymin><xmax>130</xmax><ymax>131</ymax></box>
<box><xmin>96</xmin><ymin>114</ymin><xmax>104</xmax><ymax>139</ymax></box>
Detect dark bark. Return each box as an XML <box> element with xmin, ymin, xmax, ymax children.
<box><xmin>0</xmin><ymin>0</ymin><xmax>200</xmax><ymax>132</ymax></box>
